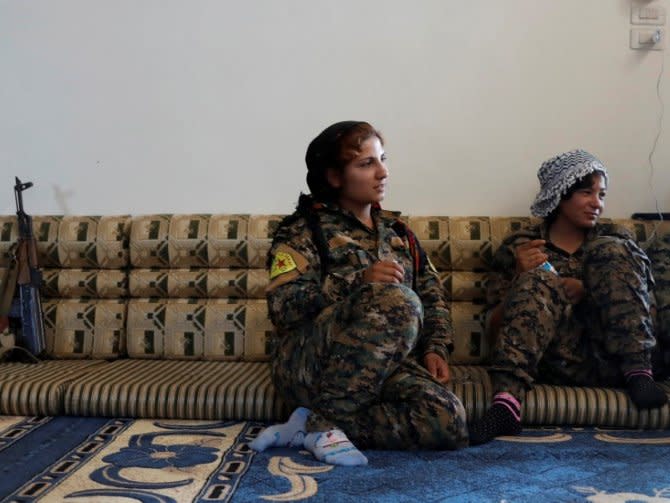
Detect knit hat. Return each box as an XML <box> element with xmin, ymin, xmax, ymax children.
<box><xmin>530</xmin><ymin>149</ymin><xmax>609</xmax><ymax>217</ymax></box>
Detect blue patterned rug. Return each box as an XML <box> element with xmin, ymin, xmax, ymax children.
<box><xmin>0</xmin><ymin>416</ymin><xmax>669</xmax><ymax>502</ymax></box>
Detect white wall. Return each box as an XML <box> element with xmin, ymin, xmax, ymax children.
<box><xmin>1</xmin><ymin>0</ymin><xmax>669</xmax><ymax>217</ymax></box>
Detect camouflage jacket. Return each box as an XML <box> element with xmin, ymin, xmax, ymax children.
<box><xmin>486</xmin><ymin>221</ymin><xmax>645</xmax><ymax>311</ymax></box>
<box><xmin>266</xmin><ymin>201</ymin><xmax>454</xmax><ymax>361</ymax></box>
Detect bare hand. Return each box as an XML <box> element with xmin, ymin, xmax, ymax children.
<box><xmin>515</xmin><ymin>239</ymin><xmax>548</xmax><ymax>273</ymax></box>
<box><xmin>560</xmin><ymin>277</ymin><xmax>585</xmax><ymax>304</ymax></box>
<box><xmin>424</xmin><ymin>352</ymin><xmax>450</xmax><ymax>384</ymax></box>
<box><xmin>362</xmin><ymin>260</ymin><xmax>404</xmax><ymax>283</ymax></box>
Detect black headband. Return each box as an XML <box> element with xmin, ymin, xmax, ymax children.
<box><xmin>305</xmin><ymin>121</ymin><xmax>365</xmax><ymax>172</ymax></box>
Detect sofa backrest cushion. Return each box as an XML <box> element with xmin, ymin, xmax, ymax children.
<box><xmin>2</xmin><ymin>213</ymin><xmax>667</xmax><ymax>363</ymax></box>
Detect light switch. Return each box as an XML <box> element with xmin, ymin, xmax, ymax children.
<box><xmin>631</xmin><ymin>5</ymin><xmax>666</xmax><ymax>25</ymax></box>
<box><xmin>630</xmin><ymin>28</ymin><xmax>665</xmax><ymax>50</ymax></box>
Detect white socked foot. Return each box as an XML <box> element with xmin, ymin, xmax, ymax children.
<box><xmin>249</xmin><ymin>407</ymin><xmax>310</xmax><ymax>451</ymax></box>
<box><xmin>304</xmin><ymin>429</ymin><xmax>368</xmax><ymax>466</ymax></box>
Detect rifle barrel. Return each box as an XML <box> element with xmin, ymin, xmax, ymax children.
<box><xmin>14</xmin><ymin>185</ymin><xmax>24</xmax><ymax>215</ymax></box>
<box><xmin>14</xmin><ymin>176</ymin><xmax>33</xmax><ymax>215</ymax></box>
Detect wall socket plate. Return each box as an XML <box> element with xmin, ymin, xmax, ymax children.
<box><xmin>631</xmin><ymin>5</ymin><xmax>666</xmax><ymax>25</ymax></box>
<box><xmin>630</xmin><ymin>27</ymin><xmax>665</xmax><ymax>50</ymax></box>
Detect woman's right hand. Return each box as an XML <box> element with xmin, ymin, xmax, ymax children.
<box><xmin>514</xmin><ymin>239</ymin><xmax>548</xmax><ymax>273</ymax></box>
<box><xmin>362</xmin><ymin>260</ymin><xmax>405</xmax><ymax>283</ymax></box>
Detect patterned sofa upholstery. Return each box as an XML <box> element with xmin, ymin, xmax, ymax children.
<box><xmin>0</xmin><ymin>214</ymin><xmax>669</xmax><ymax>428</ymax></box>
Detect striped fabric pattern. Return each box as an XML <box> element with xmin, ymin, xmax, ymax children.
<box><xmin>63</xmin><ymin>359</ymin><xmax>285</xmax><ymax>420</ymax></box>
<box><xmin>524</xmin><ymin>383</ymin><xmax>670</xmax><ymax>429</ymax></box>
<box><xmin>448</xmin><ymin>365</ymin><xmax>493</xmax><ymax>422</ymax></box>
<box><xmin>0</xmin><ymin>360</ymin><xmax>109</xmax><ymax>416</ymax></box>
<box><xmin>449</xmin><ymin>368</ymin><xmax>670</xmax><ymax>429</ymax></box>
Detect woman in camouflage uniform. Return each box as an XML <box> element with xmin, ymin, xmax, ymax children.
<box><xmin>250</xmin><ymin>121</ymin><xmax>468</xmax><ymax>465</ymax></box>
<box><xmin>469</xmin><ymin>150</ymin><xmax>668</xmax><ymax>445</ymax></box>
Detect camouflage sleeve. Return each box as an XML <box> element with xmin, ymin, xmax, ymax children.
<box><xmin>600</xmin><ymin>222</ymin><xmax>635</xmax><ymax>241</ymax></box>
<box><xmin>265</xmin><ymin>218</ymin><xmax>328</xmax><ymax>331</ymax></box>
<box><xmin>594</xmin><ymin>224</ymin><xmax>653</xmax><ymax>286</ymax></box>
<box><xmin>414</xmin><ymin>242</ymin><xmax>454</xmax><ymax>362</ymax></box>
<box><xmin>647</xmin><ymin>232</ymin><xmax>670</xmax><ymax>363</ymax></box>
<box><xmin>486</xmin><ymin>239</ymin><xmax>517</xmax><ymax>311</ymax></box>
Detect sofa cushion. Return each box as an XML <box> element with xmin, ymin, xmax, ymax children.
<box><xmin>0</xmin><ymin>360</ymin><xmax>109</xmax><ymax>416</ymax></box>
<box><xmin>42</xmin><ymin>269</ymin><xmax>128</xmax><ymax>299</ymax></box>
<box><xmin>63</xmin><ymin>359</ymin><xmax>285</xmax><ymax>420</ymax></box>
<box><xmin>126</xmin><ymin>299</ymin><xmax>272</xmax><ymax>361</ymax></box>
<box><xmin>407</xmin><ymin>216</ymin><xmax>495</xmax><ymax>271</ymax></box>
<box><xmin>128</xmin><ymin>268</ymin><xmax>267</xmax><ymax>299</ymax></box>
<box><xmin>56</xmin><ymin>216</ymin><xmax>130</xmax><ymax>268</ymax></box>
<box><xmin>447</xmin><ymin>365</ymin><xmax>493</xmax><ymax>421</ymax></box>
<box><xmin>523</xmin><ymin>382</ymin><xmax>670</xmax><ymax>429</ymax></box>
<box><xmin>128</xmin><ymin>214</ymin><xmax>284</xmax><ymax>269</ymax></box>
<box><xmin>0</xmin><ymin>215</ymin><xmax>130</xmax><ymax>270</ymax></box>
<box><xmin>43</xmin><ymin>299</ymin><xmax>127</xmax><ymax>359</ymax></box>
<box><xmin>449</xmin><ymin>302</ymin><xmax>489</xmax><ymax>363</ymax></box>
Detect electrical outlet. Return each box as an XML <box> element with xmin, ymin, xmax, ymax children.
<box><xmin>630</xmin><ymin>28</ymin><xmax>665</xmax><ymax>50</ymax></box>
<box><xmin>631</xmin><ymin>5</ymin><xmax>666</xmax><ymax>25</ymax></box>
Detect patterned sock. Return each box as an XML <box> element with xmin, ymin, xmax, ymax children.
<box><xmin>248</xmin><ymin>407</ymin><xmax>310</xmax><ymax>451</ymax></box>
<box><xmin>625</xmin><ymin>370</ymin><xmax>668</xmax><ymax>409</ymax></box>
<box><xmin>468</xmin><ymin>392</ymin><xmax>522</xmax><ymax>446</ymax></box>
<box><xmin>304</xmin><ymin>429</ymin><xmax>368</xmax><ymax>466</ymax></box>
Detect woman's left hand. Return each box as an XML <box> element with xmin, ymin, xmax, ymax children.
<box><xmin>424</xmin><ymin>352</ymin><xmax>450</xmax><ymax>384</ymax></box>
<box><xmin>560</xmin><ymin>277</ymin><xmax>585</xmax><ymax>304</ymax></box>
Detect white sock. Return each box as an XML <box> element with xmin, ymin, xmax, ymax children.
<box><xmin>249</xmin><ymin>407</ymin><xmax>309</xmax><ymax>451</ymax></box>
<box><xmin>303</xmin><ymin>429</ymin><xmax>368</xmax><ymax>466</ymax></box>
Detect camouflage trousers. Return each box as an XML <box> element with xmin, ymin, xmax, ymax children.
<box><xmin>490</xmin><ymin>236</ymin><xmax>657</xmax><ymax>398</ymax></box>
<box><xmin>647</xmin><ymin>232</ymin><xmax>670</xmax><ymax>376</ymax></box>
<box><xmin>272</xmin><ymin>282</ymin><xmax>468</xmax><ymax>450</ymax></box>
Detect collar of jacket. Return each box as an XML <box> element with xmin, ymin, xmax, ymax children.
<box><xmin>314</xmin><ymin>200</ymin><xmax>402</xmax><ymax>227</ymax></box>
<box><xmin>538</xmin><ymin>220</ymin><xmax>633</xmax><ymax>242</ymax></box>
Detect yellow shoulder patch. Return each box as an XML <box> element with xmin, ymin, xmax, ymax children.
<box><xmin>270</xmin><ymin>251</ymin><xmax>298</xmax><ymax>279</ymax></box>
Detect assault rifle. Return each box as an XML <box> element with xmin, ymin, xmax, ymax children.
<box><xmin>7</xmin><ymin>177</ymin><xmax>46</xmax><ymax>357</ymax></box>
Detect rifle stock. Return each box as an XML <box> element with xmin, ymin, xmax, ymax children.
<box><xmin>16</xmin><ymin>240</ymin><xmax>31</xmax><ymax>285</ymax></box>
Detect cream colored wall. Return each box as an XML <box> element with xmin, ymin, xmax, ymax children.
<box><xmin>1</xmin><ymin>0</ymin><xmax>668</xmax><ymax>217</ymax></box>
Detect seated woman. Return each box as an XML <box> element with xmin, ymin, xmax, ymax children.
<box><xmin>469</xmin><ymin>150</ymin><xmax>669</xmax><ymax>445</ymax></box>
<box><xmin>250</xmin><ymin>121</ymin><xmax>468</xmax><ymax>465</ymax></box>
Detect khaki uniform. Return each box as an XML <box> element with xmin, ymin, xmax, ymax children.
<box><xmin>486</xmin><ymin>222</ymin><xmax>658</xmax><ymax>397</ymax></box>
<box><xmin>266</xmin><ymin>201</ymin><xmax>467</xmax><ymax>450</ymax></box>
